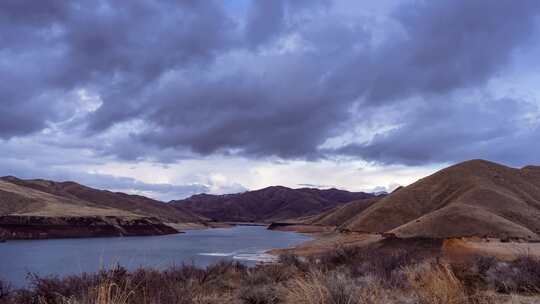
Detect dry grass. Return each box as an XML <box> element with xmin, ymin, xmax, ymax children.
<box><xmin>93</xmin><ymin>281</ymin><xmax>133</xmax><ymax>304</ymax></box>
<box><xmin>286</xmin><ymin>271</ymin><xmax>335</xmax><ymax>304</ymax></box>
<box><xmin>404</xmin><ymin>261</ymin><xmax>467</xmax><ymax>304</ymax></box>
<box><xmin>285</xmin><ymin>271</ymin><xmax>390</xmax><ymax>304</ymax></box>
<box><xmin>58</xmin><ymin>280</ymin><xmax>133</xmax><ymax>304</ymax></box>
<box><xmin>0</xmin><ymin>180</ymin><xmax>131</xmax><ymax>218</ymax></box>
<box><xmin>3</xmin><ymin>247</ymin><xmax>540</xmax><ymax>304</ymax></box>
<box><xmin>343</xmin><ymin>160</ymin><xmax>540</xmax><ymax>240</ymax></box>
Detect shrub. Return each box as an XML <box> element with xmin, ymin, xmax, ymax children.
<box><xmin>242</xmin><ymin>265</ymin><xmax>291</xmax><ymax>286</ymax></box>
<box><xmin>92</xmin><ymin>279</ymin><xmax>133</xmax><ymax>304</ymax></box>
<box><xmin>239</xmin><ymin>284</ymin><xmax>280</xmax><ymax>304</ymax></box>
<box><xmin>7</xmin><ymin>249</ymin><xmax>540</xmax><ymax>304</ymax></box>
<box><xmin>511</xmin><ymin>256</ymin><xmax>540</xmax><ymax>292</ymax></box>
<box><xmin>451</xmin><ymin>255</ymin><xmax>497</xmax><ymax>292</ymax></box>
<box><xmin>17</xmin><ymin>265</ymin><xmax>130</xmax><ymax>304</ymax></box>
<box><xmin>278</xmin><ymin>253</ymin><xmax>308</xmax><ymax>272</ymax></box>
<box><xmin>485</xmin><ymin>256</ymin><xmax>540</xmax><ymax>294</ymax></box>
<box><xmin>345</xmin><ymin>248</ymin><xmax>421</xmax><ymax>289</ymax></box>
<box><xmin>286</xmin><ymin>270</ymin><xmax>336</xmax><ymax>304</ymax></box>
<box><xmin>323</xmin><ymin>271</ymin><xmax>361</xmax><ymax>304</ymax></box>
<box><xmin>0</xmin><ymin>280</ymin><xmax>11</xmax><ymax>301</ymax></box>
<box><xmin>315</xmin><ymin>246</ymin><xmax>359</xmax><ymax>267</ymax></box>
<box><xmin>286</xmin><ymin>271</ymin><xmax>390</xmax><ymax>304</ymax></box>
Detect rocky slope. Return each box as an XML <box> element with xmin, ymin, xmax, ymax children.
<box><xmin>171</xmin><ymin>186</ymin><xmax>376</xmax><ymax>222</ymax></box>
<box><xmin>342</xmin><ymin>160</ymin><xmax>540</xmax><ymax>240</ymax></box>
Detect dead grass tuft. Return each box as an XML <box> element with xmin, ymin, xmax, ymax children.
<box><xmin>404</xmin><ymin>261</ymin><xmax>467</xmax><ymax>304</ymax></box>
<box><xmin>285</xmin><ymin>270</ymin><xmax>393</xmax><ymax>304</ymax></box>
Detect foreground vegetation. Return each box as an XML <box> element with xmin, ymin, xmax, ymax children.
<box><xmin>2</xmin><ymin>245</ymin><xmax>540</xmax><ymax>304</ymax></box>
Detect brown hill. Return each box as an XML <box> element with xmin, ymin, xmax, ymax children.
<box><xmin>304</xmin><ymin>197</ymin><xmax>382</xmax><ymax>227</ymax></box>
<box><xmin>171</xmin><ymin>186</ymin><xmax>375</xmax><ymax>222</ymax></box>
<box><xmin>0</xmin><ymin>176</ymin><xmax>204</xmax><ymax>223</ymax></box>
<box><xmin>343</xmin><ymin>160</ymin><xmax>540</xmax><ymax>239</ymax></box>
<box><xmin>0</xmin><ymin>178</ymin><xmax>130</xmax><ymax>217</ymax></box>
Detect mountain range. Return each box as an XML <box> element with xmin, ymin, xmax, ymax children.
<box><xmin>0</xmin><ymin>176</ymin><xmax>374</xmax><ymax>239</ymax></box>
<box><xmin>2</xmin><ymin>159</ymin><xmax>540</xmax><ymax>241</ymax></box>
<box><xmin>171</xmin><ymin>186</ymin><xmax>376</xmax><ymax>222</ymax></box>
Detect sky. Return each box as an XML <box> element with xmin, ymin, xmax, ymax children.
<box><xmin>1</xmin><ymin>0</ymin><xmax>540</xmax><ymax>201</ymax></box>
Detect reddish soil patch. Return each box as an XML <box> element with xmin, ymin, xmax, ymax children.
<box><xmin>443</xmin><ymin>238</ymin><xmax>540</xmax><ymax>262</ymax></box>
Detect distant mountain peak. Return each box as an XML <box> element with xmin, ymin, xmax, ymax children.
<box><xmin>171</xmin><ymin>186</ymin><xmax>376</xmax><ymax>222</ymax></box>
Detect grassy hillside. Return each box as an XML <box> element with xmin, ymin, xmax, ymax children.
<box><xmin>0</xmin><ymin>176</ymin><xmax>204</xmax><ymax>223</ymax></box>
<box><xmin>0</xmin><ymin>179</ymin><xmax>131</xmax><ymax>217</ymax></box>
<box><xmin>304</xmin><ymin>197</ymin><xmax>381</xmax><ymax>227</ymax></box>
<box><xmin>343</xmin><ymin>160</ymin><xmax>540</xmax><ymax>239</ymax></box>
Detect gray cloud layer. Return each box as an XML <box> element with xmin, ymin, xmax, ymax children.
<box><xmin>1</xmin><ymin>0</ymin><xmax>540</xmax><ymax>168</ymax></box>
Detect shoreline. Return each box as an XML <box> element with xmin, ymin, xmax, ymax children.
<box><xmin>265</xmin><ymin>223</ymin><xmax>342</xmax><ymax>257</ymax></box>
<box><xmin>0</xmin><ymin>216</ymin><xmax>270</xmax><ymax>241</ymax></box>
<box><xmin>7</xmin><ymin>217</ymin><xmax>540</xmax><ymax>264</ymax></box>
<box><xmin>0</xmin><ymin>219</ymin><xmax>370</xmax><ymax>263</ymax></box>
<box><xmin>0</xmin><ymin>219</ymin><xmax>303</xmax><ymax>242</ymax></box>
<box><xmin>266</xmin><ymin>223</ymin><xmax>540</xmax><ymax>261</ymax></box>
<box><xmin>0</xmin><ymin>215</ymin><xmax>181</xmax><ymax>241</ymax></box>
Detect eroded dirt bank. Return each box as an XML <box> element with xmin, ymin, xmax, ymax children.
<box><xmin>0</xmin><ymin>215</ymin><xmax>179</xmax><ymax>240</ymax></box>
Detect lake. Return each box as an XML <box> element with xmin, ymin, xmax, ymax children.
<box><xmin>0</xmin><ymin>226</ymin><xmax>311</xmax><ymax>287</ymax></box>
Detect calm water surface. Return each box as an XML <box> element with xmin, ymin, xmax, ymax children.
<box><xmin>0</xmin><ymin>226</ymin><xmax>311</xmax><ymax>287</ymax></box>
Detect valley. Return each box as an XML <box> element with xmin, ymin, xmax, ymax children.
<box><xmin>4</xmin><ymin>159</ymin><xmax>540</xmax><ymax>303</ymax></box>
<box><xmin>3</xmin><ymin>159</ymin><xmax>540</xmax><ymax>246</ymax></box>
<box><xmin>0</xmin><ymin>176</ymin><xmax>378</xmax><ymax>240</ymax></box>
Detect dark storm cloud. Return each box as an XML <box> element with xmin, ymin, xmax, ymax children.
<box><xmin>1</xmin><ymin>0</ymin><xmax>540</xmax><ymax>166</ymax></box>
<box><xmin>244</xmin><ymin>0</ymin><xmax>329</xmax><ymax>47</ymax></box>
<box><xmin>0</xmin><ymin>0</ymin><xmax>236</xmax><ymax>137</ymax></box>
<box><xmin>133</xmin><ymin>0</ymin><xmax>540</xmax><ymax>163</ymax></box>
<box><xmin>245</xmin><ymin>0</ymin><xmax>285</xmax><ymax>47</ymax></box>
<box><xmin>135</xmin><ymin>56</ymin><xmax>364</xmax><ymax>159</ymax></box>
<box><xmin>365</xmin><ymin>0</ymin><xmax>540</xmax><ymax>102</ymax></box>
<box><xmin>338</xmin><ymin>97</ymin><xmax>540</xmax><ymax>166</ymax></box>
